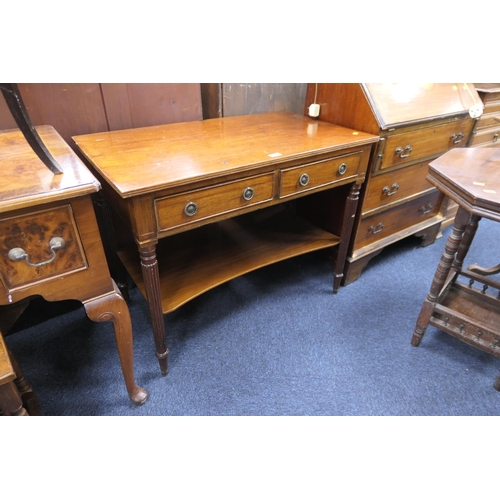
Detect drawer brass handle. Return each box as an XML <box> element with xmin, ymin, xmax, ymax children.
<box><xmin>299</xmin><ymin>173</ymin><xmax>310</xmax><ymax>187</ymax></box>
<box><xmin>338</xmin><ymin>163</ymin><xmax>347</xmax><ymax>175</ymax></box>
<box><xmin>368</xmin><ymin>222</ymin><xmax>384</xmax><ymax>235</ymax></box>
<box><xmin>419</xmin><ymin>203</ymin><xmax>433</xmax><ymax>215</ymax></box>
<box><xmin>382</xmin><ymin>183</ymin><xmax>399</xmax><ymax>197</ymax></box>
<box><xmin>450</xmin><ymin>132</ymin><xmax>464</xmax><ymax>144</ymax></box>
<box><xmin>493</xmin><ymin>133</ymin><xmax>499</xmax><ymax>142</ymax></box>
<box><xmin>8</xmin><ymin>237</ymin><xmax>65</xmax><ymax>267</ymax></box>
<box><xmin>242</xmin><ymin>187</ymin><xmax>255</xmax><ymax>201</ymax></box>
<box><xmin>184</xmin><ymin>201</ymin><xmax>198</xmax><ymax>217</ymax></box>
<box><xmin>395</xmin><ymin>145</ymin><xmax>412</xmax><ymax>158</ymax></box>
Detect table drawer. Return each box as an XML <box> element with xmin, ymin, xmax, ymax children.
<box><xmin>0</xmin><ymin>205</ymin><xmax>87</xmax><ymax>291</ymax></box>
<box><xmin>279</xmin><ymin>152</ymin><xmax>361</xmax><ymax>198</ymax></box>
<box><xmin>469</xmin><ymin>128</ymin><xmax>500</xmax><ymax>147</ymax></box>
<box><xmin>363</xmin><ymin>160</ymin><xmax>435</xmax><ymax>214</ymax></box>
<box><xmin>353</xmin><ymin>189</ymin><xmax>444</xmax><ymax>249</ymax></box>
<box><xmin>155</xmin><ymin>173</ymin><xmax>275</xmax><ymax>232</ymax></box>
<box><xmin>377</xmin><ymin>120</ymin><xmax>472</xmax><ymax>172</ymax></box>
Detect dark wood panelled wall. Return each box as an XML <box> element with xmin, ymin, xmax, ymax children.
<box><xmin>0</xmin><ymin>84</ymin><xmax>307</xmax><ymax>147</ymax></box>
<box><xmin>0</xmin><ymin>84</ymin><xmax>204</xmax><ymax>148</ymax></box>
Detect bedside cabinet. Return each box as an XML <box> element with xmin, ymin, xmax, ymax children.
<box><xmin>468</xmin><ymin>84</ymin><xmax>500</xmax><ymax>148</ymax></box>
<box><xmin>304</xmin><ymin>83</ymin><xmax>479</xmax><ymax>284</ymax></box>
<box><xmin>0</xmin><ymin>126</ymin><xmax>147</xmax><ymax>406</ymax></box>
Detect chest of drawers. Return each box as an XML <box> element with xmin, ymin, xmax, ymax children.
<box><xmin>0</xmin><ymin>126</ymin><xmax>147</xmax><ymax>405</ymax></box>
<box><xmin>304</xmin><ymin>83</ymin><xmax>479</xmax><ymax>284</ymax></box>
<box><xmin>468</xmin><ymin>84</ymin><xmax>500</xmax><ymax>148</ymax></box>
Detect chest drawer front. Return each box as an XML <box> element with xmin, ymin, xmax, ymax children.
<box><xmin>363</xmin><ymin>160</ymin><xmax>435</xmax><ymax>214</ymax></box>
<box><xmin>155</xmin><ymin>173</ymin><xmax>275</xmax><ymax>232</ymax></box>
<box><xmin>0</xmin><ymin>206</ymin><xmax>87</xmax><ymax>291</ymax></box>
<box><xmin>378</xmin><ymin>121</ymin><xmax>472</xmax><ymax>172</ymax></box>
<box><xmin>353</xmin><ymin>189</ymin><xmax>444</xmax><ymax>250</ymax></box>
<box><xmin>279</xmin><ymin>153</ymin><xmax>361</xmax><ymax>199</ymax></box>
<box><xmin>469</xmin><ymin>128</ymin><xmax>500</xmax><ymax>147</ymax></box>
<box><xmin>474</xmin><ymin>113</ymin><xmax>500</xmax><ymax>131</ymax></box>
<box><xmin>483</xmin><ymin>99</ymin><xmax>500</xmax><ymax>113</ymax></box>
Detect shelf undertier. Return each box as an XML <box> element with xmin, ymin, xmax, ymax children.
<box><xmin>117</xmin><ymin>206</ymin><xmax>341</xmax><ymax>314</ymax></box>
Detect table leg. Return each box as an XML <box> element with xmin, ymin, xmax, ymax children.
<box><xmin>84</xmin><ymin>281</ymin><xmax>148</xmax><ymax>405</ymax></box>
<box><xmin>139</xmin><ymin>244</ymin><xmax>169</xmax><ymax>375</ymax></box>
<box><xmin>411</xmin><ymin>206</ymin><xmax>471</xmax><ymax>347</ymax></box>
<box><xmin>0</xmin><ymin>383</ymin><xmax>28</xmax><ymax>416</ymax></box>
<box><xmin>333</xmin><ymin>182</ymin><xmax>361</xmax><ymax>293</ymax></box>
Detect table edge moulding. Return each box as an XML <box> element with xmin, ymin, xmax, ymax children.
<box><xmin>0</xmin><ymin>125</ymin><xmax>147</xmax><ymax>406</ymax></box>
<box><xmin>72</xmin><ymin>112</ymin><xmax>379</xmax><ymax>375</ymax></box>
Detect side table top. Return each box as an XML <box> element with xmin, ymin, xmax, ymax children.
<box><xmin>428</xmin><ymin>147</ymin><xmax>500</xmax><ymax>221</ymax></box>
<box><xmin>0</xmin><ymin>126</ymin><xmax>100</xmax><ymax>214</ymax></box>
<box><xmin>73</xmin><ymin>112</ymin><xmax>378</xmax><ymax>198</ymax></box>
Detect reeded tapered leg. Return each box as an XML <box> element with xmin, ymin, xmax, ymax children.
<box><xmin>139</xmin><ymin>244</ymin><xmax>169</xmax><ymax>375</ymax></box>
<box><xmin>411</xmin><ymin>207</ymin><xmax>472</xmax><ymax>347</ymax></box>
<box><xmin>84</xmin><ymin>281</ymin><xmax>148</xmax><ymax>405</ymax></box>
<box><xmin>333</xmin><ymin>182</ymin><xmax>361</xmax><ymax>293</ymax></box>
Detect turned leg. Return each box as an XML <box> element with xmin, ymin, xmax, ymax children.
<box><xmin>332</xmin><ymin>182</ymin><xmax>361</xmax><ymax>293</ymax></box>
<box><xmin>84</xmin><ymin>281</ymin><xmax>148</xmax><ymax>405</ymax></box>
<box><xmin>6</xmin><ymin>344</ymin><xmax>41</xmax><ymax>416</ymax></box>
<box><xmin>452</xmin><ymin>214</ymin><xmax>481</xmax><ymax>271</ymax></box>
<box><xmin>411</xmin><ymin>207</ymin><xmax>471</xmax><ymax>347</ymax></box>
<box><xmin>0</xmin><ymin>383</ymin><xmax>28</xmax><ymax>416</ymax></box>
<box><xmin>139</xmin><ymin>244</ymin><xmax>169</xmax><ymax>375</ymax></box>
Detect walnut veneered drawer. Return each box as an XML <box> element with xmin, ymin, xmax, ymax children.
<box><xmin>155</xmin><ymin>173</ymin><xmax>275</xmax><ymax>232</ymax></box>
<box><xmin>352</xmin><ymin>189</ymin><xmax>444</xmax><ymax>249</ymax></box>
<box><xmin>376</xmin><ymin>120</ymin><xmax>472</xmax><ymax>173</ymax></box>
<box><xmin>362</xmin><ymin>160</ymin><xmax>435</xmax><ymax>215</ymax></box>
<box><xmin>0</xmin><ymin>205</ymin><xmax>88</xmax><ymax>291</ymax></box>
<box><xmin>469</xmin><ymin>128</ymin><xmax>500</xmax><ymax>147</ymax></box>
<box><xmin>279</xmin><ymin>153</ymin><xmax>361</xmax><ymax>199</ymax></box>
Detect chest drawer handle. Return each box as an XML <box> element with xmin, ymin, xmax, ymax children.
<box><xmin>242</xmin><ymin>187</ymin><xmax>255</xmax><ymax>201</ymax></box>
<box><xmin>338</xmin><ymin>163</ymin><xmax>347</xmax><ymax>175</ymax></box>
<box><xmin>419</xmin><ymin>203</ymin><xmax>433</xmax><ymax>215</ymax></box>
<box><xmin>8</xmin><ymin>237</ymin><xmax>65</xmax><ymax>267</ymax></box>
<box><xmin>299</xmin><ymin>173</ymin><xmax>310</xmax><ymax>187</ymax></box>
<box><xmin>395</xmin><ymin>145</ymin><xmax>412</xmax><ymax>158</ymax></box>
<box><xmin>493</xmin><ymin>133</ymin><xmax>499</xmax><ymax>142</ymax></box>
<box><xmin>184</xmin><ymin>202</ymin><xmax>198</xmax><ymax>217</ymax></box>
<box><xmin>382</xmin><ymin>183</ymin><xmax>399</xmax><ymax>197</ymax></box>
<box><xmin>368</xmin><ymin>222</ymin><xmax>384</xmax><ymax>235</ymax></box>
<box><xmin>450</xmin><ymin>132</ymin><xmax>464</xmax><ymax>144</ymax></box>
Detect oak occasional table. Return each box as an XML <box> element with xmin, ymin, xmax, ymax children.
<box><xmin>0</xmin><ymin>126</ymin><xmax>147</xmax><ymax>405</ymax></box>
<box><xmin>411</xmin><ymin>147</ymin><xmax>500</xmax><ymax>390</ymax></box>
<box><xmin>73</xmin><ymin>112</ymin><xmax>379</xmax><ymax>375</ymax></box>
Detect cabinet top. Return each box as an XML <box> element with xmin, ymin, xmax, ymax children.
<box><xmin>73</xmin><ymin>112</ymin><xmax>378</xmax><ymax>198</ymax></box>
<box><xmin>363</xmin><ymin>83</ymin><xmax>480</xmax><ymax>129</ymax></box>
<box><xmin>0</xmin><ymin>126</ymin><xmax>100</xmax><ymax>214</ymax></box>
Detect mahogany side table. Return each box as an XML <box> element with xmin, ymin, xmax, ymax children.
<box><xmin>73</xmin><ymin>112</ymin><xmax>378</xmax><ymax>375</ymax></box>
<box><xmin>0</xmin><ymin>126</ymin><xmax>147</xmax><ymax>405</ymax></box>
<box><xmin>411</xmin><ymin>147</ymin><xmax>500</xmax><ymax>390</ymax></box>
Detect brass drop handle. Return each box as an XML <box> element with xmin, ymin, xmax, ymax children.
<box><xmin>242</xmin><ymin>187</ymin><xmax>255</xmax><ymax>201</ymax></box>
<box><xmin>184</xmin><ymin>201</ymin><xmax>198</xmax><ymax>216</ymax></box>
<box><xmin>299</xmin><ymin>173</ymin><xmax>310</xmax><ymax>187</ymax></box>
<box><xmin>8</xmin><ymin>237</ymin><xmax>65</xmax><ymax>267</ymax></box>
<box><xmin>450</xmin><ymin>132</ymin><xmax>464</xmax><ymax>144</ymax></box>
<box><xmin>419</xmin><ymin>203</ymin><xmax>433</xmax><ymax>215</ymax></box>
<box><xmin>395</xmin><ymin>145</ymin><xmax>412</xmax><ymax>158</ymax></box>
<box><xmin>382</xmin><ymin>183</ymin><xmax>399</xmax><ymax>197</ymax></box>
<box><xmin>368</xmin><ymin>222</ymin><xmax>384</xmax><ymax>235</ymax></box>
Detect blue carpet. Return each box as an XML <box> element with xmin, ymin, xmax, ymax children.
<box><xmin>5</xmin><ymin>218</ymin><xmax>500</xmax><ymax>416</ymax></box>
